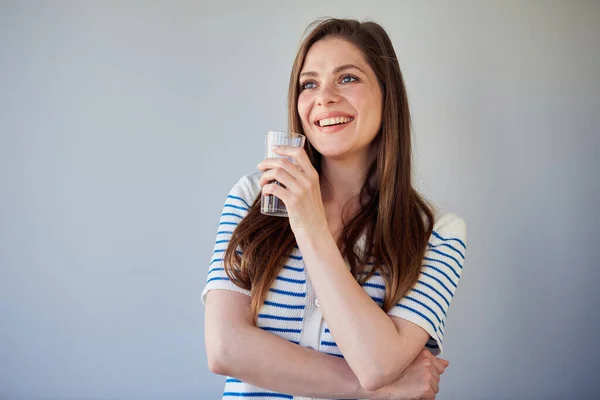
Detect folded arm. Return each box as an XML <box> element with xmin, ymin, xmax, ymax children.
<box><xmin>294</xmin><ymin>217</ymin><xmax>465</xmax><ymax>391</ymax></box>
<box><xmin>205</xmin><ymin>290</ymin><xmax>380</xmax><ymax>399</ymax></box>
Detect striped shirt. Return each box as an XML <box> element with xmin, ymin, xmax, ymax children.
<box><xmin>202</xmin><ymin>173</ymin><xmax>467</xmax><ymax>400</ymax></box>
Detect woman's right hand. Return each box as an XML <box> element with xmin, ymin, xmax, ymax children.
<box><xmin>371</xmin><ymin>349</ymin><xmax>449</xmax><ymax>400</ymax></box>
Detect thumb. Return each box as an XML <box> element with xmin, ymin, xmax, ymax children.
<box><xmin>435</xmin><ymin>357</ymin><xmax>450</xmax><ymax>373</ymax></box>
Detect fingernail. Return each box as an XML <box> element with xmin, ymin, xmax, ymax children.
<box><xmin>271</xmin><ymin>145</ymin><xmax>280</xmax><ymax>151</ymax></box>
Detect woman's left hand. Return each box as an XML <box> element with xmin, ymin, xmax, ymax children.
<box><xmin>257</xmin><ymin>146</ymin><xmax>327</xmax><ymax>234</ymax></box>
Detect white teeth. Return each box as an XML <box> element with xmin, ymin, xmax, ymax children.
<box><xmin>318</xmin><ymin>116</ymin><xmax>353</xmax><ymax>127</ymax></box>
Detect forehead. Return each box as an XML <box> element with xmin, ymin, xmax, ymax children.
<box><xmin>302</xmin><ymin>37</ymin><xmax>367</xmax><ymax>71</ymax></box>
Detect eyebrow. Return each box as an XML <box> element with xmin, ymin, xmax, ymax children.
<box><xmin>299</xmin><ymin>64</ymin><xmax>365</xmax><ymax>79</ymax></box>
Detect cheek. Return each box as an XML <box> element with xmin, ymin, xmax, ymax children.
<box><xmin>355</xmin><ymin>91</ymin><xmax>382</xmax><ymax>127</ymax></box>
<box><xmin>297</xmin><ymin>95</ymin><xmax>312</xmax><ymax>126</ymax></box>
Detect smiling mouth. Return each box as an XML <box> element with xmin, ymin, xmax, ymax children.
<box><xmin>315</xmin><ymin>116</ymin><xmax>355</xmax><ymax>127</ymax></box>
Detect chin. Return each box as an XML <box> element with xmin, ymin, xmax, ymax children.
<box><xmin>312</xmin><ymin>144</ymin><xmax>353</xmax><ymax>159</ymax></box>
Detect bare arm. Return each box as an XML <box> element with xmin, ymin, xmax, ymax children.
<box><xmin>295</xmin><ymin>225</ymin><xmax>430</xmax><ymax>391</ymax></box>
<box><xmin>205</xmin><ymin>290</ymin><xmax>379</xmax><ymax>399</ymax></box>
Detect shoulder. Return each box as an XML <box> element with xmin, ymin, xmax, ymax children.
<box><xmin>226</xmin><ymin>172</ymin><xmax>262</xmax><ymax>207</ymax></box>
<box><xmin>431</xmin><ymin>212</ymin><xmax>467</xmax><ymax>249</ymax></box>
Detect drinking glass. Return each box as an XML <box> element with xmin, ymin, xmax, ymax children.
<box><xmin>260</xmin><ymin>131</ymin><xmax>306</xmax><ymax>217</ymax></box>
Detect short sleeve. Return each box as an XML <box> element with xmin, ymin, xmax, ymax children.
<box><xmin>388</xmin><ymin>213</ymin><xmax>467</xmax><ymax>355</ymax></box>
<box><xmin>201</xmin><ymin>174</ymin><xmax>260</xmax><ymax>304</ymax></box>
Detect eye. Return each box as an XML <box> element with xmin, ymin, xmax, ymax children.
<box><xmin>300</xmin><ymin>80</ymin><xmax>317</xmax><ymax>91</ymax></box>
<box><xmin>340</xmin><ymin>74</ymin><xmax>358</xmax><ymax>84</ymax></box>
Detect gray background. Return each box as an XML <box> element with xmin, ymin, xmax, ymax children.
<box><xmin>1</xmin><ymin>1</ymin><xmax>599</xmax><ymax>399</ymax></box>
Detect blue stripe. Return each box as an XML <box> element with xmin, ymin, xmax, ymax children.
<box><xmin>221</xmin><ymin>212</ymin><xmax>244</xmax><ymax>220</ymax></box>
<box><xmin>288</xmin><ymin>254</ymin><xmax>302</xmax><ymax>260</ymax></box>
<box><xmin>411</xmin><ymin>288</ymin><xmax>446</xmax><ymax>317</ymax></box>
<box><xmin>417</xmin><ymin>280</ymin><xmax>450</xmax><ymax>307</ymax></box>
<box><xmin>261</xmin><ymin>327</ymin><xmax>302</xmax><ymax>333</ymax></box>
<box><xmin>362</xmin><ymin>282</ymin><xmax>385</xmax><ymax>290</ymax></box>
<box><xmin>427</xmin><ymin>242</ymin><xmax>465</xmax><ymax>260</ymax></box>
<box><xmin>223</xmin><ymin>203</ymin><xmax>249</xmax><ymax>212</ymax></box>
<box><xmin>431</xmin><ymin>230</ymin><xmax>466</xmax><ymax>250</ymax></box>
<box><xmin>269</xmin><ymin>288</ymin><xmax>306</xmax><ymax>297</ymax></box>
<box><xmin>423</xmin><ymin>264</ymin><xmax>458</xmax><ymax>288</ymax></box>
<box><xmin>226</xmin><ymin>195</ymin><xmax>251</xmax><ymax>209</ymax></box>
<box><xmin>258</xmin><ymin>314</ymin><xmax>303</xmax><ymax>322</ymax></box>
<box><xmin>207</xmin><ymin>267</ymin><xmax>224</xmax><ymax>275</ymax></box>
<box><xmin>276</xmin><ymin>276</ymin><xmax>306</xmax><ymax>284</ymax></box>
<box><xmin>210</xmin><ymin>258</ymin><xmax>224</xmax><ymax>265</ymax></box>
<box><xmin>212</xmin><ymin>249</ymin><xmax>242</xmax><ymax>256</ymax></box>
<box><xmin>217</xmin><ymin>230</ymin><xmax>234</xmax><ymax>235</ymax></box>
<box><xmin>321</xmin><ymin>341</ymin><xmax>337</xmax><ymax>347</ymax></box>
<box><xmin>289</xmin><ymin>340</ymin><xmax>300</xmax><ymax>344</ymax></box>
<box><xmin>422</xmin><ymin>272</ymin><xmax>453</xmax><ymax>298</ymax></box>
<box><xmin>396</xmin><ymin>304</ymin><xmax>438</xmax><ymax>336</ymax></box>
<box><xmin>326</xmin><ymin>352</ymin><xmax>344</xmax><ymax>358</ymax></box>
<box><xmin>427</xmin><ymin>248</ymin><xmax>464</xmax><ymax>269</ymax></box>
<box><xmin>324</xmin><ymin>328</ymin><xmax>330</xmax><ymax>333</ymax></box>
<box><xmin>223</xmin><ymin>393</ymin><xmax>292</xmax><ymax>399</ymax></box>
<box><xmin>370</xmin><ymin>296</ymin><xmax>384</xmax><ymax>303</ymax></box>
<box><xmin>264</xmin><ymin>300</ymin><xmax>305</xmax><ymax>310</ymax></box>
<box><xmin>219</xmin><ymin>221</ymin><xmax>238</xmax><ymax>226</ymax></box>
<box><xmin>206</xmin><ymin>277</ymin><xmax>229</xmax><ymax>284</ymax></box>
<box><xmin>283</xmin><ymin>265</ymin><xmax>303</xmax><ymax>272</ymax></box>
<box><xmin>405</xmin><ymin>295</ymin><xmax>442</xmax><ymax>324</ymax></box>
<box><xmin>226</xmin><ymin>378</ymin><xmax>242</xmax><ymax>383</ymax></box>
<box><xmin>215</xmin><ymin>239</ymin><xmax>229</xmax><ymax>244</ymax></box>
<box><xmin>424</xmin><ymin>254</ymin><xmax>461</xmax><ymax>277</ymax></box>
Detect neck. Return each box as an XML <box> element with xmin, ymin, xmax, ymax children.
<box><xmin>320</xmin><ymin>148</ymin><xmax>376</xmax><ymax>207</ymax></box>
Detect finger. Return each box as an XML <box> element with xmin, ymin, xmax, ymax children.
<box><xmin>420</xmin><ymin>349</ymin><xmax>434</xmax><ymax>360</ymax></box>
<box><xmin>262</xmin><ymin>182</ymin><xmax>289</xmax><ymax>204</ymax></box>
<box><xmin>431</xmin><ymin>378</ymin><xmax>440</xmax><ymax>394</ymax></box>
<box><xmin>259</xmin><ymin>167</ymin><xmax>297</xmax><ymax>190</ymax></box>
<box><xmin>271</xmin><ymin>146</ymin><xmax>313</xmax><ymax>176</ymax></box>
<box><xmin>257</xmin><ymin>157</ymin><xmax>304</xmax><ymax>181</ymax></box>
<box><xmin>428</xmin><ymin>364</ymin><xmax>440</xmax><ymax>383</ymax></box>
<box><xmin>432</xmin><ymin>357</ymin><xmax>448</xmax><ymax>375</ymax></box>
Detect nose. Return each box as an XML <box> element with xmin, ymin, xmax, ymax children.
<box><xmin>315</xmin><ymin>83</ymin><xmax>341</xmax><ymax>106</ymax></box>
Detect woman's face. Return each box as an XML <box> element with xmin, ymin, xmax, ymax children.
<box><xmin>297</xmin><ymin>37</ymin><xmax>383</xmax><ymax>161</ymax></box>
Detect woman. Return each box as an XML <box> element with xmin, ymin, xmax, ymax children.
<box><xmin>203</xmin><ymin>18</ymin><xmax>467</xmax><ymax>400</ymax></box>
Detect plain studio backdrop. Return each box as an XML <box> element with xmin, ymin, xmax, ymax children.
<box><xmin>1</xmin><ymin>1</ymin><xmax>599</xmax><ymax>399</ymax></box>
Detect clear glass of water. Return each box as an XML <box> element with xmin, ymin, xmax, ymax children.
<box><xmin>260</xmin><ymin>131</ymin><xmax>306</xmax><ymax>217</ymax></box>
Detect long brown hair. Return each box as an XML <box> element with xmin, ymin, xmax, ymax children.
<box><xmin>224</xmin><ymin>18</ymin><xmax>435</xmax><ymax>322</ymax></box>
